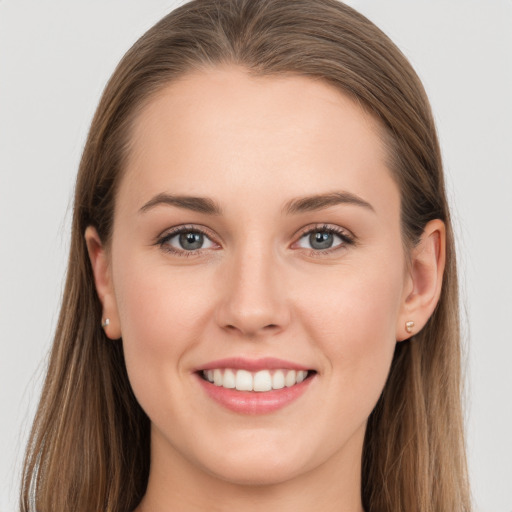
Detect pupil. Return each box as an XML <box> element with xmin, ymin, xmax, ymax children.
<box><xmin>310</xmin><ymin>231</ymin><xmax>333</xmax><ymax>250</ymax></box>
<box><xmin>179</xmin><ymin>232</ymin><xmax>203</xmax><ymax>250</ymax></box>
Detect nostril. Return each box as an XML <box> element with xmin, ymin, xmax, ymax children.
<box><xmin>223</xmin><ymin>323</ymin><xmax>278</xmax><ymax>334</ymax></box>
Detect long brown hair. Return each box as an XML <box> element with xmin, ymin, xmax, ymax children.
<box><xmin>20</xmin><ymin>1</ymin><xmax>471</xmax><ymax>511</ymax></box>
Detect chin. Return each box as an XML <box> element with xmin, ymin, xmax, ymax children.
<box><xmin>206</xmin><ymin>455</ymin><xmax>309</xmax><ymax>487</ymax></box>
<box><xmin>188</xmin><ymin>433</ymin><xmax>325</xmax><ymax>487</ymax></box>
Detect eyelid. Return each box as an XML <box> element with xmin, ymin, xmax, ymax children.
<box><xmin>294</xmin><ymin>223</ymin><xmax>355</xmax><ymax>241</ymax></box>
<box><xmin>156</xmin><ymin>223</ymin><xmax>218</xmax><ymax>242</ymax></box>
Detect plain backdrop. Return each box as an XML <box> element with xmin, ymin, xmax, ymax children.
<box><xmin>1</xmin><ymin>1</ymin><xmax>511</xmax><ymax>511</ymax></box>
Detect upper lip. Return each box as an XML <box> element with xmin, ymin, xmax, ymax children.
<box><xmin>196</xmin><ymin>357</ymin><xmax>312</xmax><ymax>372</ymax></box>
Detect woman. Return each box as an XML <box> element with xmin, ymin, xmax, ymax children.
<box><xmin>20</xmin><ymin>0</ymin><xmax>472</xmax><ymax>511</ymax></box>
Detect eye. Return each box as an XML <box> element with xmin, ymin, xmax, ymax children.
<box><xmin>158</xmin><ymin>226</ymin><xmax>217</xmax><ymax>255</ymax></box>
<box><xmin>295</xmin><ymin>224</ymin><xmax>354</xmax><ymax>253</ymax></box>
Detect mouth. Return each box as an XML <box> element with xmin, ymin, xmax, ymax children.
<box><xmin>194</xmin><ymin>358</ymin><xmax>317</xmax><ymax>414</ymax></box>
<box><xmin>199</xmin><ymin>368</ymin><xmax>314</xmax><ymax>392</ymax></box>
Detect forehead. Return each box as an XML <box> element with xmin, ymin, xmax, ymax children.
<box><xmin>119</xmin><ymin>65</ymin><xmax>399</xmax><ymax>219</ymax></box>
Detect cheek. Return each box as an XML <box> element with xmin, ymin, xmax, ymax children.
<box><xmin>296</xmin><ymin>256</ymin><xmax>403</xmax><ymax>396</ymax></box>
<box><xmin>110</xmin><ymin>254</ymin><xmax>214</xmax><ymax>406</ymax></box>
<box><xmin>114</xmin><ymin>251</ymin><xmax>213</xmax><ymax>344</ymax></box>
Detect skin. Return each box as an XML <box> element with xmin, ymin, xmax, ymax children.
<box><xmin>86</xmin><ymin>66</ymin><xmax>445</xmax><ymax>512</ymax></box>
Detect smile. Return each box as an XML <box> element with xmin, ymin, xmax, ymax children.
<box><xmin>195</xmin><ymin>358</ymin><xmax>316</xmax><ymax>414</ymax></box>
<box><xmin>201</xmin><ymin>368</ymin><xmax>310</xmax><ymax>392</ymax></box>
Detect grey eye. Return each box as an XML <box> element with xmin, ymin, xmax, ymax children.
<box><xmin>297</xmin><ymin>230</ymin><xmax>345</xmax><ymax>251</ymax></box>
<box><xmin>164</xmin><ymin>230</ymin><xmax>216</xmax><ymax>251</ymax></box>
<box><xmin>179</xmin><ymin>232</ymin><xmax>204</xmax><ymax>250</ymax></box>
<box><xmin>309</xmin><ymin>232</ymin><xmax>335</xmax><ymax>250</ymax></box>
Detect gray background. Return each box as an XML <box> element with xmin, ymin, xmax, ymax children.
<box><xmin>1</xmin><ymin>1</ymin><xmax>511</xmax><ymax>511</ymax></box>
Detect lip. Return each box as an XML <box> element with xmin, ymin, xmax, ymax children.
<box><xmin>196</xmin><ymin>357</ymin><xmax>312</xmax><ymax>372</ymax></box>
<box><xmin>195</xmin><ymin>369</ymin><xmax>315</xmax><ymax>415</ymax></box>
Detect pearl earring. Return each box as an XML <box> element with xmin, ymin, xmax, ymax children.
<box><xmin>101</xmin><ymin>318</ymin><xmax>110</xmax><ymax>328</ymax></box>
<box><xmin>405</xmin><ymin>321</ymin><xmax>415</xmax><ymax>333</ymax></box>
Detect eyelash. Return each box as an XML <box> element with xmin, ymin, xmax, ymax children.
<box><xmin>156</xmin><ymin>223</ymin><xmax>355</xmax><ymax>258</ymax></box>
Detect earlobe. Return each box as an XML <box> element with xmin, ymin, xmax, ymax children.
<box><xmin>397</xmin><ymin>219</ymin><xmax>446</xmax><ymax>341</ymax></box>
<box><xmin>84</xmin><ymin>226</ymin><xmax>122</xmax><ymax>339</ymax></box>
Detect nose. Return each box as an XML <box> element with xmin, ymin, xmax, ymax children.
<box><xmin>215</xmin><ymin>243</ymin><xmax>291</xmax><ymax>338</ymax></box>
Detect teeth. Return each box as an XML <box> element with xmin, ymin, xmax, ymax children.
<box><xmin>285</xmin><ymin>370</ymin><xmax>296</xmax><ymax>387</ymax></box>
<box><xmin>235</xmin><ymin>370</ymin><xmax>253</xmax><ymax>391</ymax></box>
<box><xmin>202</xmin><ymin>368</ymin><xmax>310</xmax><ymax>391</ymax></box>
<box><xmin>296</xmin><ymin>370</ymin><xmax>306</xmax><ymax>383</ymax></box>
<box><xmin>272</xmin><ymin>370</ymin><xmax>285</xmax><ymax>390</ymax></box>
<box><xmin>253</xmin><ymin>370</ymin><xmax>272</xmax><ymax>392</ymax></box>
<box><xmin>223</xmin><ymin>369</ymin><xmax>236</xmax><ymax>389</ymax></box>
<box><xmin>213</xmin><ymin>369</ymin><xmax>223</xmax><ymax>386</ymax></box>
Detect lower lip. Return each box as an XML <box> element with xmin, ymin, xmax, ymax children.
<box><xmin>196</xmin><ymin>373</ymin><xmax>314</xmax><ymax>415</ymax></box>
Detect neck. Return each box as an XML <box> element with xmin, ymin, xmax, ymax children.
<box><xmin>135</xmin><ymin>425</ymin><xmax>365</xmax><ymax>512</ymax></box>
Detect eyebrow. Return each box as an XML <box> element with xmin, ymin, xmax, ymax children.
<box><xmin>139</xmin><ymin>191</ymin><xmax>375</xmax><ymax>216</ymax></box>
<box><xmin>139</xmin><ymin>193</ymin><xmax>223</xmax><ymax>215</ymax></box>
<box><xmin>283</xmin><ymin>191</ymin><xmax>375</xmax><ymax>215</ymax></box>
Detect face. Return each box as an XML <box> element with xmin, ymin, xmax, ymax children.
<box><xmin>102</xmin><ymin>66</ymin><xmax>412</xmax><ymax>487</ymax></box>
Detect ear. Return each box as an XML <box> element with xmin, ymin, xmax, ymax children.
<box><xmin>396</xmin><ymin>219</ymin><xmax>446</xmax><ymax>341</ymax></box>
<box><xmin>84</xmin><ymin>226</ymin><xmax>122</xmax><ymax>339</ymax></box>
